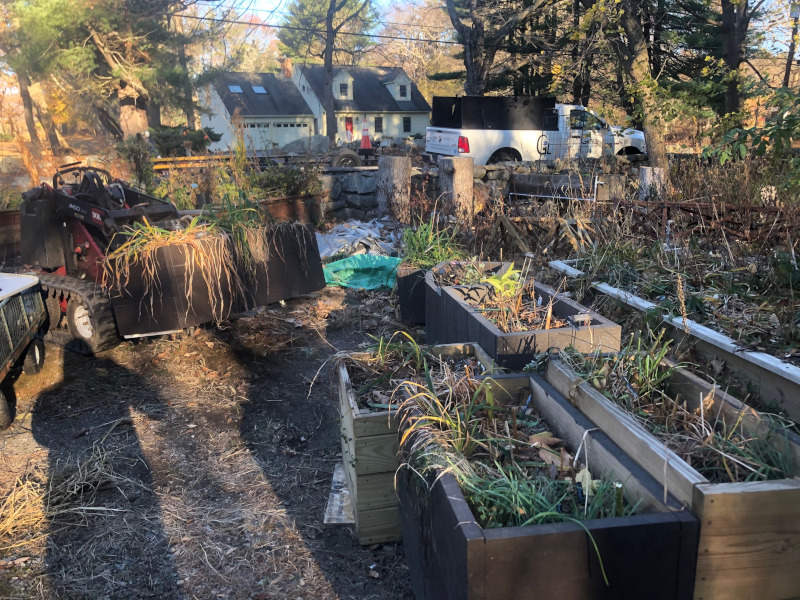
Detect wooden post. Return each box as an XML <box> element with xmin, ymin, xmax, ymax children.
<box><xmin>376</xmin><ymin>156</ymin><xmax>411</xmax><ymax>222</ymax></box>
<box><xmin>438</xmin><ymin>156</ymin><xmax>474</xmax><ymax>228</ymax></box>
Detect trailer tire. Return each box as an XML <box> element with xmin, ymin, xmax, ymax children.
<box><xmin>0</xmin><ymin>391</ymin><xmax>11</xmax><ymax>429</ymax></box>
<box><xmin>331</xmin><ymin>149</ymin><xmax>362</xmax><ymax>167</ymax></box>
<box><xmin>23</xmin><ymin>339</ymin><xmax>45</xmax><ymax>375</ymax></box>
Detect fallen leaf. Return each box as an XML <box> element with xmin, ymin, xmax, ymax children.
<box><xmin>529</xmin><ymin>432</ymin><xmax>561</xmax><ymax>448</ymax></box>
<box><xmin>539</xmin><ymin>447</ymin><xmax>572</xmax><ymax>469</ymax></box>
<box><xmin>576</xmin><ymin>468</ymin><xmax>594</xmax><ymax>497</ymax></box>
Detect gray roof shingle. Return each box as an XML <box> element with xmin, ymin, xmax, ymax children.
<box><xmin>298</xmin><ymin>65</ymin><xmax>430</xmax><ymax>113</ymax></box>
<box><xmin>213</xmin><ymin>72</ymin><xmax>313</xmax><ymax>117</ymax></box>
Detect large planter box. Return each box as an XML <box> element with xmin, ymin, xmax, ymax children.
<box><xmin>110</xmin><ymin>224</ymin><xmax>325</xmax><ymax>337</ymax></box>
<box><xmin>431</xmin><ymin>280</ymin><xmax>621</xmax><ymax>369</ymax></box>
<box><xmin>425</xmin><ymin>261</ymin><xmax>510</xmax><ymax>345</ymax></box>
<box><xmin>545</xmin><ymin>359</ymin><xmax>800</xmax><ymax>600</ymax></box>
<box><xmin>335</xmin><ymin>342</ymin><xmax>498</xmax><ymax>545</ymax></box>
<box><xmin>395</xmin><ymin>264</ymin><xmax>426</xmax><ymax>325</ymax></box>
<box><xmin>398</xmin><ymin>374</ymin><xmax>699</xmax><ymax>600</ymax></box>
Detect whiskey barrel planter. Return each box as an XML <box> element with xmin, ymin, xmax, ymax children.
<box><xmin>545</xmin><ymin>359</ymin><xmax>800</xmax><ymax>600</ymax></box>
<box><xmin>398</xmin><ymin>374</ymin><xmax>699</xmax><ymax>600</ymax></box>
<box><xmin>395</xmin><ymin>264</ymin><xmax>426</xmax><ymax>324</ymax></box>
<box><xmin>431</xmin><ymin>280</ymin><xmax>621</xmax><ymax>369</ymax></box>
<box><xmin>425</xmin><ymin>261</ymin><xmax>510</xmax><ymax>345</ymax></box>
<box><xmin>335</xmin><ymin>342</ymin><xmax>499</xmax><ymax>545</ymax></box>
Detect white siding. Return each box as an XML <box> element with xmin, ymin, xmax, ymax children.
<box><xmin>351</xmin><ymin>113</ymin><xmax>428</xmax><ymax>141</ymax></box>
<box><xmin>292</xmin><ymin>70</ymin><xmax>325</xmax><ymax>135</ymax></box>
<box><xmin>199</xmin><ymin>86</ymin><xmax>237</xmax><ymax>152</ymax></box>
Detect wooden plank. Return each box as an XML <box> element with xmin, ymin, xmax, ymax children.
<box><xmin>355</xmin><ymin>505</ymin><xmax>402</xmax><ymax>544</ymax></box>
<box><xmin>352</xmin><ymin>432</ymin><xmax>399</xmax><ymax>476</ymax></box>
<box><xmin>665</xmin><ymin>360</ymin><xmax>800</xmax><ymax>473</ymax></box>
<box><xmin>693</xmin><ymin>480</ymin><xmax>800</xmax><ymax>600</ymax></box>
<box><xmin>529</xmin><ymin>375</ymin><xmax>684</xmax><ymax>512</ymax></box>
<box><xmin>350</xmin><ymin>472</ymin><xmax>398</xmax><ymax>511</ymax></box>
<box><xmin>324</xmin><ymin>462</ymin><xmax>355</xmax><ymax>525</ymax></box>
<box><xmin>545</xmin><ymin>360</ymin><xmax>707</xmax><ymax>508</ymax></box>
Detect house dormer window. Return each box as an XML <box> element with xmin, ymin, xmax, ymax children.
<box><xmin>228</xmin><ymin>85</ymin><xmax>243</xmax><ymax>93</ymax></box>
<box><xmin>339</xmin><ymin>83</ymin><xmax>348</xmax><ymax>98</ymax></box>
<box><xmin>399</xmin><ymin>84</ymin><xmax>407</xmax><ymax>98</ymax></box>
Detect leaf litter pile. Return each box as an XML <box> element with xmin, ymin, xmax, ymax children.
<box><xmin>398</xmin><ymin>367</ymin><xmax>636</xmax><ymax>532</ymax></box>
<box><xmin>560</xmin><ymin>337</ymin><xmax>795</xmax><ymax>484</ymax></box>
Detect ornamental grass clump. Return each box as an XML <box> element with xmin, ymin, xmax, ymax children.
<box><xmin>402</xmin><ymin>214</ymin><xmax>466</xmax><ymax>270</ymax></box>
<box><xmin>561</xmin><ymin>335</ymin><xmax>794</xmax><ymax>483</ymax></box>
<box><xmin>397</xmin><ymin>366</ymin><xmax>637</xmax><ymax>533</ymax></box>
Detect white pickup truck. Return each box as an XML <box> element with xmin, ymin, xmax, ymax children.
<box><xmin>425</xmin><ymin>96</ymin><xmax>647</xmax><ymax>165</ymax></box>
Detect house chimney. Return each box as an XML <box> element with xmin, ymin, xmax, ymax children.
<box><xmin>281</xmin><ymin>57</ymin><xmax>293</xmax><ymax>80</ymax></box>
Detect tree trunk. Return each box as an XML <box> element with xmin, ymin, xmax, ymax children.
<box><xmin>323</xmin><ymin>0</ymin><xmax>338</xmax><ymax>146</ymax></box>
<box><xmin>17</xmin><ymin>72</ymin><xmax>42</xmax><ymax>158</ymax></box>
<box><xmin>147</xmin><ymin>102</ymin><xmax>162</xmax><ymax>129</ymax></box>
<box><xmin>94</xmin><ymin>104</ymin><xmax>124</xmax><ymax>140</ymax></box>
<box><xmin>784</xmin><ymin>18</ymin><xmax>798</xmax><ymax>88</ymax></box>
<box><xmin>619</xmin><ymin>0</ymin><xmax>669</xmax><ymax>178</ymax></box>
<box><xmin>438</xmin><ymin>156</ymin><xmax>475</xmax><ymax>229</ymax></box>
<box><xmin>174</xmin><ymin>17</ymin><xmax>196</xmax><ymax>130</ymax></box>
<box><xmin>721</xmin><ymin>0</ymin><xmax>743</xmax><ymax>118</ymax></box>
<box><xmin>33</xmin><ymin>101</ymin><xmax>67</xmax><ymax>155</ymax></box>
<box><xmin>377</xmin><ymin>156</ymin><xmax>411</xmax><ymax>222</ymax></box>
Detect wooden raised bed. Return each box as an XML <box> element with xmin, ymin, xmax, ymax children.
<box><xmin>549</xmin><ymin>258</ymin><xmax>800</xmax><ymax>424</ymax></box>
<box><xmin>545</xmin><ymin>358</ymin><xmax>800</xmax><ymax>600</ymax></box>
<box><xmin>424</xmin><ymin>261</ymin><xmax>509</xmax><ymax>345</ymax></box>
<box><xmin>398</xmin><ymin>373</ymin><xmax>699</xmax><ymax>600</ymax></box>
<box><xmin>335</xmin><ymin>342</ymin><xmax>498</xmax><ymax>545</ymax></box>
<box><xmin>431</xmin><ymin>280</ymin><xmax>621</xmax><ymax>369</ymax></box>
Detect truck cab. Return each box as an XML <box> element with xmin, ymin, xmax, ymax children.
<box><xmin>425</xmin><ymin>97</ymin><xmax>646</xmax><ymax>165</ymax></box>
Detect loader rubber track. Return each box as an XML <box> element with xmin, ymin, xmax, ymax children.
<box><xmin>37</xmin><ymin>273</ymin><xmax>119</xmax><ymax>355</ymax></box>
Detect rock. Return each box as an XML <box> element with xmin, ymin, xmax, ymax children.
<box><xmin>514</xmin><ymin>165</ymin><xmax>531</xmax><ymax>174</ymax></box>
<box><xmin>323</xmin><ymin>198</ymin><xmax>347</xmax><ymax>212</ymax></box>
<box><xmin>485</xmin><ymin>168</ymin><xmax>505</xmax><ymax>180</ymax></box>
<box><xmin>341</xmin><ymin>193</ymin><xmax>378</xmax><ymax>210</ymax></box>
<box><xmin>413</xmin><ymin>139</ymin><xmax>426</xmax><ymax>149</ymax></box>
<box><xmin>340</xmin><ymin>172</ymin><xmax>378</xmax><ymax>195</ymax></box>
<box><xmin>332</xmin><ymin>207</ymin><xmax>366</xmax><ymax>221</ymax></box>
<box><xmin>281</xmin><ymin>134</ymin><xmax>330</xmax><ymax>154</ymax></box>
<box><xmin>473</xmin><ymin>166</ymin><xmax>487</xmax><ymax>179</ymax></box>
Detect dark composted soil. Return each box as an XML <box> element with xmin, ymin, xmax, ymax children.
<box><xmin>0</xmin><ymin>287</ymin><xmax>415</xmax><ymax>600</ymax></box>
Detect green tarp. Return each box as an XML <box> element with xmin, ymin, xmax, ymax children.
<box><xmin>323</xmin><ymin>255</ymin><xmax>402</xmax><ymax>290</ymax></box>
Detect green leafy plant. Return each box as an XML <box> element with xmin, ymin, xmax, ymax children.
<box><xmin>401</xmin><ymin>215</ymin><xmax>466</xmax><ymax>270</ymax></box>
<box><xmin>483</xmin><ymin>262</ymin><xmax>521</xmax><ymax>299</ymax></box>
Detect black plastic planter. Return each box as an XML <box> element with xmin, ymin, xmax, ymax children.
<box><xmin>430</xmin><ymin>280</ymin><xmax>621</xmax><ymax>369</ymax></box>
<box><xmin>425</xmin><ymin>261</ymin><xmax>510</xmax><ymax>345</ymax></box>
<box><xmin>395</xmin><ymin>264</ymin><xmax>426</xmax><ymax>324</ymax></box>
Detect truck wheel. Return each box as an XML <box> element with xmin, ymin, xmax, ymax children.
<box><xmin>0</xmin><ymin>391</ymin><xmax>11</xmax><ymax>429</ymax></box>
<box><xmin>23</xmin><ymin>339</ymin><xmax>45</xmax><ymax>375</ymax></box>
<box><xmin>331</xmin><ymin>149</ymin><xmax>362</xmax><ymax>167</ymax></box>
<box><xmin>488</xmin><ymin>149</ymin><xmax>519</xmax><ymax>164</ymax></box>
<box><xmin>67</xmin><ymin>298</ymin><xmax>103</xmax><ymax>352</ymax></box>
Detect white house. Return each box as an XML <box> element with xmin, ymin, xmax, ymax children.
<box><xmin>199</xmin><ymin>72</ymin><xmax>315</xmax><ymax>153</ymax></box>
<box><xmin>291</xmin><ymin>61</ymin><xmax>431</xmax><ymax>143</ymax></box>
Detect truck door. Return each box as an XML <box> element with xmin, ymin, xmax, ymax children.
<box><xmin>568</xmin><ymin>109</ymin><xmax>604</xmax><ymax>159</ymax></box>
